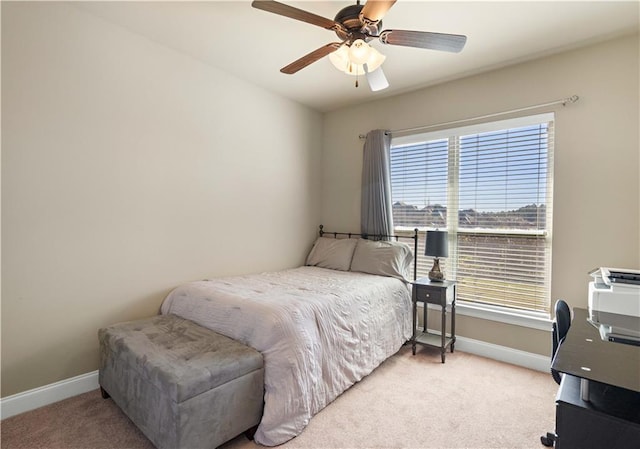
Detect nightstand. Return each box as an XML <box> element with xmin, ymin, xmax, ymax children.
<box><xmin>411</xmin><ymin>278</ymin><xmax>456</xmax><ymax>363</ymax></box>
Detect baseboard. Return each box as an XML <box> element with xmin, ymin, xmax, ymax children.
<box><xmin>0</xmin><ymin>370</ymin><xmax>99</xmax><ymax>420</ymax></box>
<box><xmin>0</xmin><ymin>337</ymin><xmax>549</xmax><ymax>420</ymax></box>
<box><xmin>418</xmin><ymin>325</ymin><xmax>549</xmax><ymax>373</ymax></box>
<box><xmin>454</xmin><ymin>335</ymin><xmax>549</xmax><ymax>372</ymax></box>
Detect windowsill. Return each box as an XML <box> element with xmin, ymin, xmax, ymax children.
<box><xmin>423</xmin><ymin>301</ymin><xmax>552</xmax><ymax>331</ymax></box>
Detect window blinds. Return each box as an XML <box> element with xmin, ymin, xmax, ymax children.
<box><xmin>390</xmin><ymin>138</ymin><xmax>449</xmax><ymax>229</ymax></box>
<box><xmin>390</xmin><ymin>113</ymin><xmax>554</xmax><ymax>314</ymax></box>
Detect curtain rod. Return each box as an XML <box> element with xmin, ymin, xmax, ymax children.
<box><xmin>358</xmin><ymin>94</ymin><xmax>579</xmax><ymax>140</ymax></box>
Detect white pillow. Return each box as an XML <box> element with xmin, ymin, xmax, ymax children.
<box><xmin>305</xmin><ymin>237</ymin><xmax>358</xmax><ymax>271</ymax></box>
<box><xmin>350</xmin><ymin>239</ymin><xmax>414</xmax><ymax>281</ymax></box>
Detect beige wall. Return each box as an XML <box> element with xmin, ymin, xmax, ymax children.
<box><xmin>1</xmin><ymin>2</ymin><xmax>323</xmax><ymax>397</ymax></box>
<box><xmin>2</xmin><ymin>3</ymin><xmax>638</xmax><ymax>399</ymax></box>
<box><xmin>321</xmin><ymin>34</ymin><xmax>640</xmax><ymax>354</ymax></box>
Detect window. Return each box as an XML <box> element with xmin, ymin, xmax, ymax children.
<box><xmin>390</xmin><ymin>113</ymin><xmax>553</xmax><ymax>315</ymax></box>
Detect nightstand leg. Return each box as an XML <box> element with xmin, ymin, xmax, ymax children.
<box><xmin>423</xmin><ymin>301</ymin><xmax>427</xmax><ymax>333</ymax></box>
<box><xmin>451</xmin><ymin>298</ymin><xmax>456</xmax><ymax>353</ymax></box>
<box><xmin>441</xmin><ymin>305</ymin><xmax>446</xmax><ymax>363</ymax></box>
<box><xmin>412</xmin><ymin>289</ymin><xmax>417</xmax><ymax>356</ymax></box>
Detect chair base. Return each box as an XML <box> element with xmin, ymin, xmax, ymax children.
<box><xmin>540</xmin><ymin>431</ymin><xmax>556</xmax><ymax>447</ymax></box>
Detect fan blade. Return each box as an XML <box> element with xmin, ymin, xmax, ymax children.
<box><xmin>379</xmin><ymin>30</ymin><xmax>467</xmax><ymax>53</ymax></box>
<box><xmin>364</xmin><ymin>64</ymin><xmax>389</xmax><ymax>92</ymax></box>
<box><xmin>281</xmin><ymin>43</ymin><xmax>342</xmax><ymax>74</ymax></box>
<box><xmin>360</xmin><ymin>0</ymin><xmax>397</xmax><ymax>24</ymax></box>
<box><xmin>252</xmin><ymin>0</ymin><xmax>345</xmax><ymax>32</ymax></box>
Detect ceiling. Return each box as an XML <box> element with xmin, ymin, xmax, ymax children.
<box><xmin>74</xmin><ymin>1</ymin><xmax>639</xmax><ymax>112</ymax></box>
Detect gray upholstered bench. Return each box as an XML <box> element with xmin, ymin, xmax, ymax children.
<box><xmin>98</xmin><ymin>314</ymin><xmax>264</xmax><ymax>449</ymax></box>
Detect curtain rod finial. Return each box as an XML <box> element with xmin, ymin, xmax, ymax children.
<box><xmin>564</xmin><ymin>95</ymin><xmax>579</xmax><ymax>105</ymax></box>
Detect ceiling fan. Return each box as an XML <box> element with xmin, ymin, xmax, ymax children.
<box><xmin>251</xmin><ymin>0</ymin><xmax>467</xmax><ymax>91</ymax></box>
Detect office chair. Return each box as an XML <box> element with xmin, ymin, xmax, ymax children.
<box><xmin>541</xmin><ymin>299</ymin><xmax>572</xmax><ymax>447</ymax></box>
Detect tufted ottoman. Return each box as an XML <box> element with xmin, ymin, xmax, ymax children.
<box><xmin>98</xmin><ymin>314</ymin><xmax>264</xmax><ymax>449</ymax></box>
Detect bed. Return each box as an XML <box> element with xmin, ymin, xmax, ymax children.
<box><xmin>160</xmin><ymin>227</ymin><xmax>418</xmax><ymax>446</ymax></box>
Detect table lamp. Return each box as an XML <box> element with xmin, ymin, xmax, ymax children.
<box><xmin>426</xmin><ymin>230</ymin><xmax>448</xmax><ymax>282</ymax></box>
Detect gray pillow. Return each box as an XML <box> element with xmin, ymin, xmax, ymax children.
<box><xmin>350</xmin><ymin>239</ymin><xmax>413</xmax><ymax>281</ymax></box>
<box><xmin>305</xmin><ymin>237</ymin><xmax>358</xmax><ymax>271</ymax></box>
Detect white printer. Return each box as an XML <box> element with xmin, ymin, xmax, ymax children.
<box><xmin>588</xmin><ymin>267</ymin><xmax>640</xmax><ymax>344</ymax></box>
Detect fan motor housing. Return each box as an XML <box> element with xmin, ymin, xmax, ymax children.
<box><xmin>334</xmin><ymin>4</ymin><xmax>381</xmax><ymax>43</ymax></box>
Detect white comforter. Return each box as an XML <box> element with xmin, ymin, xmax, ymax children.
<box><xmin>161</xmin><ymin>266</ymin><xmax>412</xmax><ymax>446</ymax></box>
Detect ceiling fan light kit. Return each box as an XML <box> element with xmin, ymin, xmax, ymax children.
<box><xmin>251</xmin><ymin>0</ymin><xmax>467</xmax><ymax>92</ymax></box>
<box><xmin>329</xmin><ymin>41</ymin><xmax>385</xmax><ymax>76</ymax></box>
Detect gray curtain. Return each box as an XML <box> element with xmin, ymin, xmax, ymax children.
<box><xmin>361</xmin><ymin>129</ymin><xmax>393</xmax><ymax>238</ymax></box>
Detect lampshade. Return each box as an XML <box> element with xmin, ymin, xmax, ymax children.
<box><xmin>425</xmin><ymin>231</ymin><xmax>449</xmax><ymax>258</ymax></box>
<box><xmin>329</xmin><ymin>41</ymin><xmax>385</xmax><ymax>76</ymax></box>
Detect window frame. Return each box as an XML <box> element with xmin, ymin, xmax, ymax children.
<box><xmin>391</xmin><ymin>113</ymin><xmax>554</xmax><ymax>321</ymax></box>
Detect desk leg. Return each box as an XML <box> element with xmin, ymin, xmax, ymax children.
<box><xmin>441</xmin><ymin>305</ymin><xmax>446</xmax><ymax>363</ymax></box>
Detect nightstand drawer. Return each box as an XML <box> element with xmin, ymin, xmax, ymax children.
<box><xmin>416</xmin><ymin>287</ymin><xmax>445</xmax><ymax>304</ymax></box>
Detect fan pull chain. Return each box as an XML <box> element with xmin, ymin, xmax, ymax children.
<box><xmin>347</xmin><ymin>61</ymin><xmax>359</xmax><ymax>88</ymax></box>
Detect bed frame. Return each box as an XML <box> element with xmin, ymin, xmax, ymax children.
<box><xmin>317</xmin><ymin>224</ymin><xmax>419</xmax><ymax>281</ymax></box>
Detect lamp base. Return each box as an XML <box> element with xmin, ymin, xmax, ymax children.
<box><xmin>428</xmin><ymin>257</ymin><xmax>445</xmax><ymax>282</ymax></box>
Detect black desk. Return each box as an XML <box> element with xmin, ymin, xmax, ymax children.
<box><xmin>552</xmin><ymin>308</ymin><xmax>640</xmax><ymax>394</ymax></box>
<box><xmin>551</xmin><ymin>308</ymin><xmax>640</xmax><ymax>449</ymax></box>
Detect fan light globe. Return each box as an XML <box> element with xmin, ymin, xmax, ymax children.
<box><xmin>365</xmin><ymin>46</ymin><xmax>386</xmax><ymax>72</ymax></box>
<box><xmin>348</xmin><ymin>39</ymin><xmax>370</xmax><ymax>64</ymax></box>
<box><xmin>329</xmin><ymin>45</ymin><xmax>350</xmax><ymax>72</ymax></box>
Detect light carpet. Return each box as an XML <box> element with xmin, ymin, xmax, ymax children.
<box><xmin>1</xmin><ymin>345</ymin><xmax>557</xmax><ymax>448</ymax></box>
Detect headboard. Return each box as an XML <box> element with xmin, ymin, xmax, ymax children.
<box><xmin>317</xmin><ymin>224</ymin><xmax>419</xmax><ymax>281</ymax></box>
